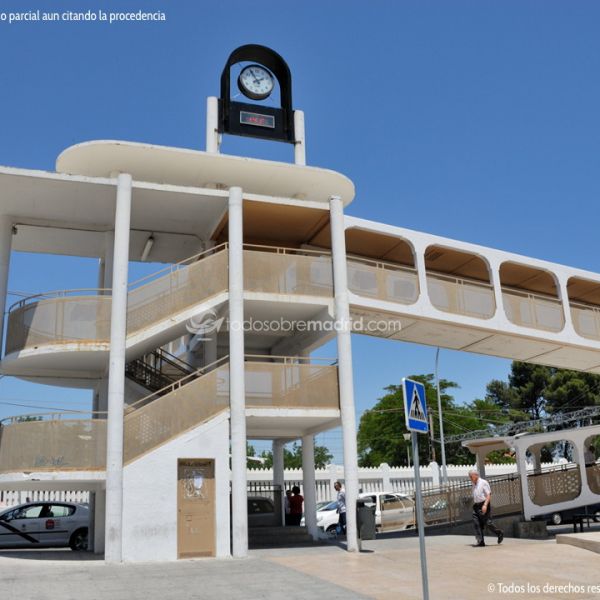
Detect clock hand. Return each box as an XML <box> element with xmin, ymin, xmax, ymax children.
<box><xmin>249</xmin><ymin>68</ymin><xmax>262</xmax><ymax>85</ymax></box>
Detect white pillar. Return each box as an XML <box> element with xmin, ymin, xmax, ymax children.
<box><xmin>294</xmin><ymin>110</ymin><xmax>306</xmax><ymax>166</ymax></box>
<box><xmin>103</xmin><ymin>231</ymin><xmax>115</xmax><ymax>293</ymax></box>
<box><xmin>206</xmin><ymin>97</ymin><xmax>220</xmax><ymax>153</ymax></box>
<box><xmin>476</xmin><ymin>452</ymin><xmax>487</xmax><ymax>479</ymax></box>
<box><xmin>329</xmin><ymin>195</ymin><xmax>359</xmax><ymax>552</ymax></box>
<box><xmin>93</xmin><ymin>489</ymin><xmax>106</xmax><ymax>554</ymax></box>
<box><xmin>0</xmin><ymin>216</ymin><xmax>13</xmax><ymax>347</ymax></box>
<box><xmin>104</xmin><ymin>173</ymin><xmax>132</xmax><ymax>563</ymax></box>
<box><xmin>228</xmin><ymin>186</ymin><xmax>248</xmax><ymax>558</ymax></box>
<box><xmin>272</xmin><ymin>440</ymin><xmax>285</xmax><ymax>526</ymax></box>
<box><xmin>302</xmin><ymin>434</ymin><xmax>318</xmax><ymax>539</ymax></box>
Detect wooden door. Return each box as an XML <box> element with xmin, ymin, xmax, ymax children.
<box><xmin>177</xmin><ymin>459</ymin><xmax>215</xmax><ymax>558</ymax></box>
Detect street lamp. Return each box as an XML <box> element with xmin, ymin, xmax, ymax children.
<box><xmin>435</xmin><ymin>348</ymin><xmax>448</xmax><ymax>485</ymax></box>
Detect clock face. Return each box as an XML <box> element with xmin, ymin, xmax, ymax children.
<box><xmin>237</xmin><ymin>64</ymin><xmax>274</xmax><ymax>100</ymax></box>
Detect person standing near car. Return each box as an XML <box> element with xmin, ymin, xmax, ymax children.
<box><xmin>469</xmin><ymin>470</ymin><xmax>503</xmax><ymax>547</ymax></box>
<box><xmin>334</xmin><ymin>480</ymin><xmax>346</xmax><ymax>534</ymax></box>
<box><xmin>289</xmin><ymin>486</ymin><xmax>304</xmax><ymax>526</ymax></box>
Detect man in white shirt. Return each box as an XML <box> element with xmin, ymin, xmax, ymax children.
<box><xmin>469</xmin><ymin>470</ymin><xmax>504</xmax><ymax>547</ymax></box>
<box><xmin>334</xmin><ymin>480</ymin><xmax>346</xmax><ymax>534</ymax></box>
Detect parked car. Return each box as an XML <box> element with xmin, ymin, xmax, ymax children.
<box><xmin>531</xmin><ymin>502</ymin><xmax>600</xmax><ymax>526</ymax></box>
<box><xmin>308</xmin><ymin>492</ymin><xmax>415</xmax><ymax>535</ymax></box>
<box><xmin>0</xmin><ymin>502</ymin><xmax>90</xmax><ymax>551</ymax></box>
<box><xmin>247</xmin><ymin>495</ymin><xmax>277</xmax><ymax>528</ymax></box>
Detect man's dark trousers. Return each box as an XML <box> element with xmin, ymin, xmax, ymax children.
<box><xmin>473</xmin><ymin>501</ymin><xmax>502</xmax><ymax>544</ymax></box>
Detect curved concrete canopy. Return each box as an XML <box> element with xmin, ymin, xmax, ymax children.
<box><xmin>57</xmin><ymin>140</ymin><xmax>355</xmax><ymax>205</ymax></box>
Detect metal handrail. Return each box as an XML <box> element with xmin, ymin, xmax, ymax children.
<box><xmin>244</xmin><ymin>353</ymin><xmax>338</xmax><ymax>366</ymax></box>
<box><xmin>243</xmin><ymin>243</ymin><xmax>331</xmax><ymax>257</ymax></box>
<box><xmin>347</xmin><ymin>254</ymin><xmax>417</xmax><ymax>274</ymax></box>
<box><xmin>7</xmin><ymin>242</ymin><xmax>327</xmax><ymax>313</ymax></box>
<box><xmin>125</xmin><ymin>355</ymin><xmax>231</xmax><ymax>413</ymax></box>
<box><xmin>8</xmin><ymin>289</ymin><xmax>111</xmax><ymax>312</ymax></box>
<box><xmin>501</xmin><ymin>285</ymin><xmax>562</xmax><ymax>305</ymax></box>
<box><xmin>570</xmin><ymin>300</ymin><xmax>600</xmax><ymax>312</ymax></box>
<box><xmin>0</xmin><ymin>410</ymin><xmax>108</xmax><ymax>425</ymax></box>
<box><xmin>125</xmin><ymin>353</ymin><xmax>339</xmax><ymax>414</ymax></box>
<box><xmin>427</xmin><ymin>271</ymin><xmax>493</xmax><ymax>290</ymax></box>
<box><xmin>128</xmin><ymin>242</ymin><xmax>229</xmax><ymax>290</ymax></box>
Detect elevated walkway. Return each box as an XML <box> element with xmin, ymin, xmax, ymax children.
<box><xmin>8</xmin><ymin>224</ymin><xmax>600</xmax><ymax>386</ymax></box>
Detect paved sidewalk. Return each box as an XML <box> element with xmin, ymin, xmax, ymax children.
<box><xmin>0</xmin><ymin>549</ymin><xmax>368</xmax><ymax>600</ymax></box>
<box><xmin>262</xmin><ymin>535</ymin><xmax>600</xmax><ymax>600</ymax></box>
<box><xmin>1</xmin><ymin>534</ymin><xmax>598</xmax><ymax>600</ymax></box>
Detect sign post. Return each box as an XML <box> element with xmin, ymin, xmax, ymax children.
<box><xmin>402</xmin><ymin>377</ymin><xmax>430</xmax><ymax>600</ymax></box>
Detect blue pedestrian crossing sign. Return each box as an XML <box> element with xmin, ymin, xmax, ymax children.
<box><xmin>402</xmin><ymin>378</ymin><xmax>429</xmax><ymax>433</ymax></box>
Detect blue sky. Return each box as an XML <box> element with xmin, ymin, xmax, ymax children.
<box><xmin>1</xmin><ymin>1</ymin><xmax>600</xmax><ymax>460</ymax></box>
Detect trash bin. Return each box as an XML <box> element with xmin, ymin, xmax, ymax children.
<box><xmin>356</xmin><ymin>497</ymin><xmax>376</xmax><ymax>540</ymax></box>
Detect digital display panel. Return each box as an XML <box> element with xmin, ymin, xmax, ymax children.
<box><xmin>240</xmin><ymin>111</ymin><xmax>275</xmax><ymax>129</ymax></box>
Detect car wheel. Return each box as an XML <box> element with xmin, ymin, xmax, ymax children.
<box><xmin>69</xmin><ymin>528</ymin><xmax>88</xmax><ymax>551</ymax></box>
<box><xmin>326</xmin><ymin>525</ymin><xmax>337</xmax><ymax>538</ymax></box>
<box><xmin>551</xmin><ymin>513</ymin><xmax>562</xmax><ymax>526</ymax></box>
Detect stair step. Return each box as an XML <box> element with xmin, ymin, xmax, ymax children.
<box><xmin>248</xmin><ymin>526</ymin><xmax>322</xmax><ymax>548</ymax></box>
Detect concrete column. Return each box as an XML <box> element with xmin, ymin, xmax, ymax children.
<box><xmin>475</xmin><ymin>451</ymin><xmax>487</xmax><ymax>479</ymax></box>
<box><xmin>429</xmin><ymin>461</ymin><xmax>441</xmax><ymax>487</ymax></box>
<box><xmin>206</xmin><ymin>97</ymin><xmax>220</xmax><ymax>153</ymax></box>
<box><xmin>0</xmin><ymin>216</ymin><xmax>13</xmax><ymax>348</ymax></box>
<box><xmin>329</xmin><ymin>195</ymin><xmax>359</xmax><ymax>552</ymax></box>
<box><xmin>94</xmin><ymin>489</ymin><xmax>106</xmax><ymax>554</ymax></box>
<box><xmin>272</xmin><ymin>439</ymin><xmax>285</xmax><ymax>526</ymax></box>
<box><xmin>103</xmin><ymin>231</ymin><xmax>115</xmax><ymax>293</ymax></box>
<box><xmin>104</xmin><ymin>173</ymin><xmax>132</xmax><ymax>563</ymax></box>
<box><xmin>294</xmin><ymin>110</ymin><xmax>306</xmax><ymax>166</ymax></box>
<box><xmin>302</xmin><ymin>434</ymin><xmax>318</xmax><ymax>539</ymax></box>
<box><xmin>228</xmin><ymin>186</ymin><xmax>248</xmax><ymax>558</ymax></box>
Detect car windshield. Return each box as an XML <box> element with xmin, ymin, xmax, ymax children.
<box><xmin>318</xmin><ymin>501</ymin><xmax>338</xmax><ymax>512</ymax></box>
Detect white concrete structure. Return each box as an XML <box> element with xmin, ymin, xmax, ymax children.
<box><xmin>3</xmin><ymin>91</ymin><xmax>600</xmax><ymax>562</ymax></box>
<box><xmin>464</xmin><ymin>426</ymin><xmax>600</xmax><ymax>522</ymax></box>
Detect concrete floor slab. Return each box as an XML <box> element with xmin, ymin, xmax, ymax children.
<box><xmin>556</xmin><ymin>531</ymin><xmax>600</xmax><ymax>555</ymax></box>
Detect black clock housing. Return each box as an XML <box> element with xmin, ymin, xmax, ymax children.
<box><xmin>219</xmin><ymin>45</ymin><xmax>295</xmax><ymax>143</ymax></box>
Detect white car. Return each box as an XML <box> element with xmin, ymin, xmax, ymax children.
<box><xmin>311</xmin><ymin>492</ymin><xmax>415</xmax><ymax>535</ymax></box>
<box><xmin>0</xmin><ymin>502</ymin><xmax>90</xmax><ymax>550</ymax></box>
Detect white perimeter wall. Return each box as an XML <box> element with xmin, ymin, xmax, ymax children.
<box><xmin>122</xmin><ymin>412</ymin><xmax>230</xmax><ymax>562</ymax></box>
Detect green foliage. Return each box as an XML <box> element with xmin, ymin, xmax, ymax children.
<box><xmin>357</xmin><ymin>374</ymin><xmax>479</xmax><ymax>466</ymax></box>
<box><xmin>250</xmin><ymin>442</ymin><xmax>333</xmax><ymax>470</ymax></box>
<box><xmin>486</xmin><ymin>361</ymin><xmax>600</xmax><ymax>419</ymax></box>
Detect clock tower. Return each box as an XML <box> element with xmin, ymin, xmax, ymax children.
<box><xmin>206</xmin><ymin>44</ymin><xmax>306</xmax><ymax>165</ymax></box>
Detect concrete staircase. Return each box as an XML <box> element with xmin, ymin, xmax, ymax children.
<box><xmin>248</xmin><ymin>526</ymin><xmax>321</xmax><ymax>549</ymax></box>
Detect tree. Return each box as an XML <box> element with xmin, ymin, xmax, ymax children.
<box><xmin>356</xmin><ymin>374</ymin><xmax>479</xmax><ymax>466</ymax></box>
<box><xmin>486</xmin><ymin>361</ymin><xmax>600</xmax><ymax>420</ymax></box>
<box><xmin>544</xmin><ymin>370</ymin><xmax>600</xmax><ymax>414</ymax></box>
<box><xmin>508</xmin><ymin>362</ymin><xmax>552</xmax><ymax>419</ymax></box>
<box><xmin>258</xmin><ymin>442</ymin><xmax>333</xmax><ymax>469</ymax></box>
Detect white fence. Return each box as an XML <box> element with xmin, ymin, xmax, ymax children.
<box><xmin>0</xmin><ymin>463</ymin><xmax>524</xmax><ymax>508</ymax></box>
<box><xmin>248</xmin><ymin>462</ymin><xmax>520</xmax><ymax>503</ymax></box>
<box><xmin>0</xmin><ymin>489</ymin><xmax>90</xmax><ymax>508</ymax></box>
